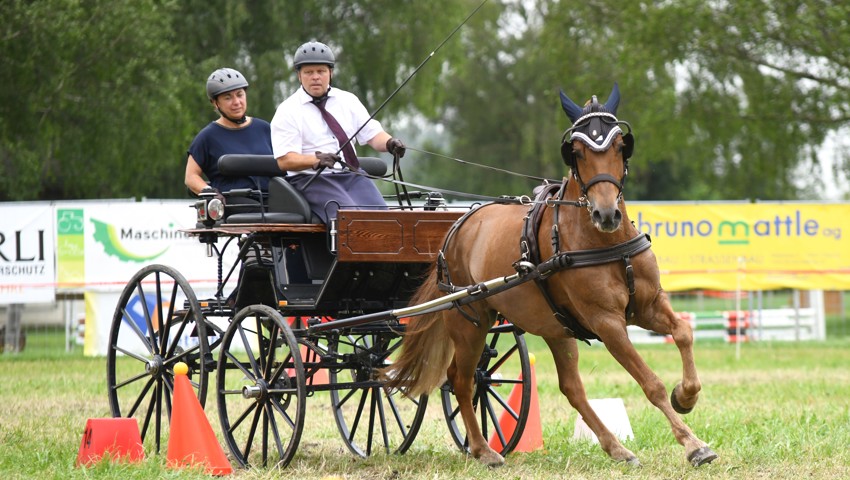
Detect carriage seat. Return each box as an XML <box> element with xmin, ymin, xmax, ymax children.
<box><xmin>217</xmin><ymin>154</ymin><xmax>387</xmax><ymax>224</ymax></box>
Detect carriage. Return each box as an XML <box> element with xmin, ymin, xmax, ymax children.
<box><xmin>106</xmin><ymin>84</ymin><xmax>718</xmax><ymax>470</ymax></box>
<box><xmin>105</xmin><ymin>153</ymin><xmax>534</xmax><ymax>468</ymax></box>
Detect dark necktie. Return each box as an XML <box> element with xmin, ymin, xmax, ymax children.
<box><xmin>313</xmin><ymin>95</ymin><xmax>359</xmax><ymax>169</ymax></box>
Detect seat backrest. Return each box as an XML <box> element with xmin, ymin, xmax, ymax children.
<box><xmin>359</xmin><ymin>156</ymin><xmax>388</xmax><ymax>176</ymax></box>
<box><xmin>218</xmin><ymin>154</ymin><xmax>387</xmax><ymax>177</ymax></box>
<box><xmin>218</xmin><ymin>154</ymin><xmax>283</xmax><ymax>177</ymax></box>
<box><xmin>217</xmin><ymin>154</ymin><xmax>387</xmax><ymax>225</ymax></box>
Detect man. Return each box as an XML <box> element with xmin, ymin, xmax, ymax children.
<box><xmin>185</xmin><ymin>67</ymin><xmax>273</xmax><ymax>195</ymax></box>
<box><xmin>270</xmin><ymin>41</ymin><xmax>406</xmax><ymax>223</ymax></box>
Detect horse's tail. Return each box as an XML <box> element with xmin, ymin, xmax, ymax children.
<box><xmin>381</xmin><ymin>267</ymin><xmax>454</xmax><ymax>397</ymax></box>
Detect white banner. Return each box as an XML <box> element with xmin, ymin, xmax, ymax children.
<box><xmin>0</xmin><ymin>204</ymin><xmax>56</xmax><ymax>304</ymax></box>
<box><xmin>81</xmin><ymin>201</ymin><xmax>238</xmax><ymax>291</ymax></box>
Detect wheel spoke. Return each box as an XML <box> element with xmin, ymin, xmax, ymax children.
<box><xmin>120</xmin><ymin>307</ymin><xmax>152</xmax><ymax>352</ymax></box>
<box><xmin>159</xmin><ymin>278</ymin><xmax>179</xmax><ymax>356</ymax></box>
<box><xmin>135</xmin><ymin>281</ymin><xmax>159</xmax><ymax>355</ymax></box>
<box><xmin>125</xmin><ymin>376</ymin><xmax>155</xmax><ymax>418</ymax></box>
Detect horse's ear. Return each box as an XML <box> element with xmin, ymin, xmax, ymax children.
<box><xmin>560</xmin><ymin>89</ymin><xmax>583</xmax><ymax>123</ymax></box>
<box><xmin>604</xmin><ymin>82</ymin><xmax>621</xmax><ymax>114</ymax></box>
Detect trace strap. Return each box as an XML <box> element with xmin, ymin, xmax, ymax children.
<box><xmin>313</xmin><ymin>96</ymin><xmax>359</xmax><ymax>169</ymax></box>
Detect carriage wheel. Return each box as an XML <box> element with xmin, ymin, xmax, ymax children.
<box><xmin>329</xmin><ymin>327</ymin><xmax>429</xmax><ymax>457</ymax></box>
<box><xmin>440</xmin><ymin>318</ymin><xmax>531</xmax><ymax>456</ymax></box>
<box><xmin>216</xmin><ymin>304</ymin><xmax>306</xmax><ymax>469</ymax></box>
<box><xmin>106</xmin><ymin>264</ymin><xmax>210</xmax><ymax>454</ymax></box>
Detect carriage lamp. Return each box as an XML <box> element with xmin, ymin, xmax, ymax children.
<box><xmin>196</xmin><ymin>187</ymin><xmax>225</xmax><ymax>227</ymax></box>
<box><xmin>208</xmin><ymin>198</ymin><xmax>225</xmax><ymax>221</ymax></box>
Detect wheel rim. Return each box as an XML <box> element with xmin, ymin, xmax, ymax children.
<box><xmin>329</xmin><ymin>328</ymin><xmax>428</xmax><ymax>457</ymax></box>
<box><xmin>217</xmin><ymin>305</ymin><xmax>306</xmax><ymax>468</ymax></box>
<box><xmin>440</xmin><ymin>320</ymin><xmax>530</xmax><ymax>456</ymax></box>
<box><xmin>106</xmin><ymin>264</ymin><xmax>209</xmax><ymax>454</ymax></box>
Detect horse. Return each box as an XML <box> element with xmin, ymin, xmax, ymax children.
<box><xmin>381</xmin><ymin>84</ymin><xmax>718</xmax><ymax>468</ymax></box>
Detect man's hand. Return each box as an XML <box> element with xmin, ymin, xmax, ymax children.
<box><xmin>313</xmin><ymin>151</ymin><xmax>340</xmax><ymax>170</ymax></box>
<box><xmin>386</xmin><ymin>137</ymin><xmax>406</xmax><ymax>158</ymax></box>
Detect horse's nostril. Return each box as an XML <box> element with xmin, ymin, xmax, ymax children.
<box><xmin>592</xmin><ymin>210</ymin><xmax>603</xmax><ymax>224</ymax></box>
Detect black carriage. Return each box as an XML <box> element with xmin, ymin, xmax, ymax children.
<box><xmin>105</xmin><ymin>154</ymin><xmax>533</xmax><ymax>468</ymax></box>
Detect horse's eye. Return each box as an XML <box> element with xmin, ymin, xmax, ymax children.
<box><xmin>572</xmin><ymin>150</ymin><xmax>583</xmax><ymax>160</ymax></box>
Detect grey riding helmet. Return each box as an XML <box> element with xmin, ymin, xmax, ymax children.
<box><xmin>206</xmin><ymin>68</ymin><xmax>249</xmax><ymax>100</ymax></box>
<box><xmin>293</xmin><ymin>41</ymin><xmax>335</xmax><ymax>70</ymax></box>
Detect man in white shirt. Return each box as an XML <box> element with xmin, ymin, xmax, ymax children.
<box><xmin>270</xmin><ymin>41</ymin><xmax>406</xmax><ymax>223</ymax></box>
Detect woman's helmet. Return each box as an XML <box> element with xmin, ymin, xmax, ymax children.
<box><xmin>206</xmin><ymin>68</ymin><xmax>249</xmax><ymax>100</ymax></box>
<box><xmin>293</xmin><ymin>42</ymin><xmax>335</xmax><ymax>70</ymax></box>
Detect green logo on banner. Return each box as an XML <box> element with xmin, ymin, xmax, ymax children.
<box><xmin>56</xmin><ymin>208</ymin><xmax>85</xmax><ymax>286</ymax></box>
<box><xmin>90</xmin><ymin>218</ymin><xmax>168</xmax><ymax>263</ymax></box>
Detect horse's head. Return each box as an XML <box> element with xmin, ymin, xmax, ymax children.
<box><xmin>559</xmin><ymin>83</ymin><xmax>635</xmax><ymax>233</ymax></box>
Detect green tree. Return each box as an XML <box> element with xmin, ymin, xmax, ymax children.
<box><xmin>415</xmin><ymin>0</ymin><xmax>850</xmax><ymax>201</ymax></box>
<box><xmin>0</xmin><ymin>0</ymin><xmax>196</xmax><ymax>200</ymax></box>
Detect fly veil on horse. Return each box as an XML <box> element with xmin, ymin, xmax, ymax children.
<box><xmin>382</xmin><ymin>84</ymin><xmax>718</xmax><ymax>467</ymax></box>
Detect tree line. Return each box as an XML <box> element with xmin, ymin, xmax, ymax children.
<box><xmin>2</xmin><ymin>0</ymin><xmax>848</xmax><ymax>202</ymax></box>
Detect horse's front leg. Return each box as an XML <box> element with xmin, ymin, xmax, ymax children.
<box><xmin>446</xmin><ymin>313</ymin><xmax>504</xmax><ymax>467</ymax></box>
<box><xmin>544</xmin><ymin>337</ymin><xmax>639</xmax><ymax>465</ymax></box>
<box><xmin>597</xmin><ymin>320</ymin><xmax>717</xmax><ymax>467</ymax></box>
<box><xmin>637</xmin><ymin>293</ymin><xmax>702</xmax><ymax>414</ymax></box>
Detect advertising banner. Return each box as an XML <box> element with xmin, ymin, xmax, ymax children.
<box><xmin>629</xmin><ymin>202</ymin><xmax>850</xmax><ymax>291</ymax></box>
<box><xmin>75</xmin><ymin>201</ymin><xmax>239</xmax><ymax>356</ymax></box>
<box><xmin>80</xmin><ymin>201</ymin><xmax>238</xmax><ymax>291</ymax></box>
<box><xmin>0</xmin><ymin>204</ymin><xmax>56</xmax><ymax>304</ymax></box>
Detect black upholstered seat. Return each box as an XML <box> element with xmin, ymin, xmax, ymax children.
<box><xmin>217</xmin><ymin>154</ymin><xmax>387</xmax><ymax>225</ymax></box>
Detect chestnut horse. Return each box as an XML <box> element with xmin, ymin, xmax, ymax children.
<box><xmin>382</xmin><ymin>84</ymin><xmax>717</xmax><ymax>467</ymax></box>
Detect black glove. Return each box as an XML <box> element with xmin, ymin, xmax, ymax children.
<box><xmin>313</xmin><ymin>151</ymin><xmax>340</xmax><ymax>170</ymax></box>
<box><xmin>386</xmin><ymin>137</ymin><xmax>406</xmax><ymax>158</ymax></box>
<box><xmin>200</xmin><ymin>186</ymin><xmax>226</xmax><ymax>205</ymax></box>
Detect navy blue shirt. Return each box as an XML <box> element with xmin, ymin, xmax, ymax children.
<box><xmin>187</xmin><ymin>118</ymin><xmax>273</xmax><ymax>192</ymax></box>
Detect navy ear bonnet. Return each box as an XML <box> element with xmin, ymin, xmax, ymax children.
<box><xmin>560</xmin><ymin>83</ymin><xmax>634</xmax><ymax>166</ymax></box>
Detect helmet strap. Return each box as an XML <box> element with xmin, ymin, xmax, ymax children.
<box><xmin>213</xmin><ymin>100</ymin><xmax>248</xmax><ymax>126</ymax></box>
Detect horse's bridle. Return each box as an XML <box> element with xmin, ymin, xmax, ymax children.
<box><xmin>560</xmin><ymin>111</ymin><xmax>634</xmax><ymax>203</ymax></box>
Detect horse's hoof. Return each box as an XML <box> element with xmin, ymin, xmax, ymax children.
<box><xmin>671</xmin><ymin>384</ymin><xmax>695</xmax><ymax>414</ymax></box>
<box><xmin>477</xmin><ymin>450</ymin><xmax>505</xmax><ymax>468</ymax></box>
<box><xmin>623</xmin><ymin>456</ymin><xmax>641</xmax><ymax>467</ymax></box>
<box><xmin>688</xmin><ymin>446</ymin><xmax>718</xmax><ymax>467</ymax></box>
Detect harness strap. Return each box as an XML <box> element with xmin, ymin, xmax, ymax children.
<box><xmin>521</xmin><ymin>182</ymin><xmax>599</xmax><ymax>343</ymax></box>
<box><xmin>437</xmin><ymin>189</ymin><xmax>651</xmax><ymax>343</ymax></box>
<box><xmin>623</xmin><ymin>254</ymin><xmax>637</xmax><ymax>320</ymax></box>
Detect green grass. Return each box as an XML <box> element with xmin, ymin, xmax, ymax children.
<box><xmin>2</xmin><ymin>337</ymin><xmax>850</xmax><ymax>479</ymax></box>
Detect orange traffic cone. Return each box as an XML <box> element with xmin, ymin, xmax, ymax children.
<box><xmin>488</xmin><ymin>353</ymin><xmax>543</xmax><ymax>452</ymax></box>
<box><xmin>167</xmin><ymin>362</ymin><xmax>232</xmax><ymax>475</ymax></box>
<box><xmin>76</xmin><ymin>417</ymin><xmax>145</xmax><ymax>466</ymax></box>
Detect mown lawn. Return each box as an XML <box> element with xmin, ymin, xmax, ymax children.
<box><xmin>1</xmin><ymin>338</ymin><xmax>849</xmax><ymax>479</ymax></box>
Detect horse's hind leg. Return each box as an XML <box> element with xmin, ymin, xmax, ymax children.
<box><xmin>598</xmin><ymin>323</ymin><xmax>717</xmax><ymax>466</ymax></box>
<box><xmin>446</xmin><ymin>311</ymin><xmax>505</xmax><ymax>467</ymax></box>
<box><xmin>544</xmin><ymin>337</ymin><xmax>639</xmax><ymax>466</ymax></box>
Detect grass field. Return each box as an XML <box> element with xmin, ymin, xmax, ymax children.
<box><xmin>2</xmin><ymin>335</ymin><xmax>849</xmax><ymax>479</ymax></box>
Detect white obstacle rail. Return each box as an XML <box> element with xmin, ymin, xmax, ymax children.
<box><xmin>628</xmin><ymin>291</ymin><xmax>826</xmax><ymax>343</ymax></box>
